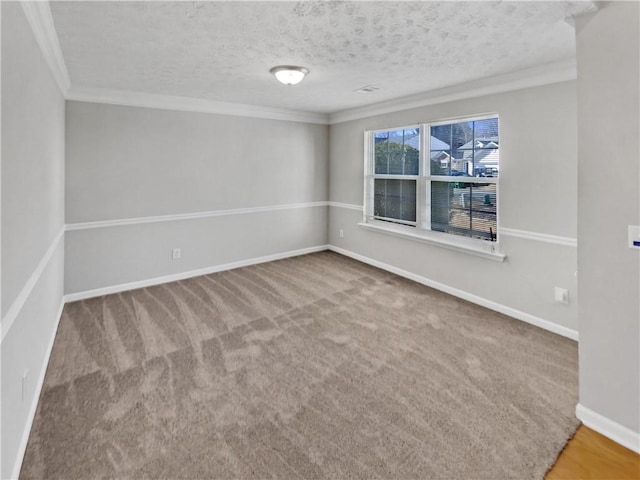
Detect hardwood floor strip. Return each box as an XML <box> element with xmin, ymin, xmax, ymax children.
<box><xmin>546</xmin><ymin>425</ymin><xmax>640</xmax><ymax>480</ymax></box>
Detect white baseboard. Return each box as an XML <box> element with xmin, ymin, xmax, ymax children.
<box><xmin>576</xmin><ymin>403</ymin><xmax>640</xmax><ymax>453</ymax></box>
<box><xmin>65</xmin><ymin>245</ymin><xmax>330</xmax><ymax>302</ymax></box>
<box><xmin>9</xmin><ymin>243</ymin><xmax>582</xmax><ymax>479</ymax></box>
<box><xmin>10</xmin><ymin>245</ymin><xmax>328</xmax><ymax>477</ymax></box>
<box><xmin>11</xmin><ymin>300</ymin><xmax>66</xmax><ymax>480</ymax></box>
<box><xmin>328</xmin><ymin>245</ymin><xmax>579</xmax><ymax>341</ymax></box>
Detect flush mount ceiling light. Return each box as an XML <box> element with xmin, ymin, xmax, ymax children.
<box><xmin>269</xmin><ymin>65</ymin><xmax>309</xmax><ymax>85</ymax></box>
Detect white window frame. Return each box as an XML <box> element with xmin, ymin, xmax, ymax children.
<box><xmin>361</xmin><ymin>114</ymin><xmax>505</xmax><ymax>262</ymax></box>
<box><xmin>364</xmin><ymin>124</ymin><xmax>420</xmax><ymax>227</ymax></box>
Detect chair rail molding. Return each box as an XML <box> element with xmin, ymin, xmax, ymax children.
<box><xmin>66</xmin><ymin>201</ymin><xmax>330</xmax><ymax>231</ymax></box>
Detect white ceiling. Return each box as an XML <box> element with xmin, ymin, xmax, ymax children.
<box><xmin>50</xmin><ymin>1</ymin><xmax>596</xmax><ymax>115</ymax></box>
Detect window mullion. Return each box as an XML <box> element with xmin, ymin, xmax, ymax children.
<box><xmin>423</xmin><ymin>123</ymin><xmax>432</xmax><ymax>231</ymax></box>
<box><xmin>363</xmin><ymin>131</ymin><xmax>372</xmax><ymax>222</ymax></box>
<box><xmin>416</xmin><ymin>125</ymin><xmax>422</xmax><ymax>230</ymax></box>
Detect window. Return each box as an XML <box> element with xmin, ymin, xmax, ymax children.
<box><xmin>364</xmin><ymin>115</ymin><xmax>499</xmax><ymax>250</ymax></box>
<box><xmin>372</xmin><ymin>127</ymin><xmax>420</xmax><ymax>225</ymax></box>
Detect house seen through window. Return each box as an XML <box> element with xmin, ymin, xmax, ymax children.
<box><xmin>366</xmin><ymin>115</ymin><xmax>499</xmax><ymax>243</ymax></box>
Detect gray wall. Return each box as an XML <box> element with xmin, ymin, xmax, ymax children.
<box><xmin>65</xmin><ymin>101</ymin><xmax>329</xmax><ymax>294</ymax></box>
<box><xmin>576</xmin><ymin>2</ymin><xmax>640</xmax><ymax>436</ymax></box>
<box><xmin>1</xmin><ymin>2</ymin><xmax>66</xmax><ymax>478</ymax></box>
<box><xmin>329</xmin><ymin>81</ymin><xmax>578</xmax><ymax>332</ymax></box>
<box><xmin>1</xmin><ymin>3</ymin><xmax>65</xmax><ymax>317</ymax></box>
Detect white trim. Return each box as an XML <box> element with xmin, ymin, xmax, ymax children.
<box><xmin>500</xmin><ymin>228</ymin><xmax>577</xmax><ymax>248</ymax></box>
<box><xmin>15</xmin><ymin>1</ymin><xmax>582</xmax><ymax>127</ymax></box>
<box><xmin>363</xmin><ymin>131</ymin><xmax>373</xmax><ymax>223</ymax></box>
<box><xmin>329</xmin><ymin>60</ymin><xmax>577</xmax><ymax>124</ymax></box>
<box><xmin>6</xmin><ymin>242</ymin><xmax>583</xmax><ymax>478</ymax></box>
<box><xmin>66</xmin><ymin>86</ymin><xmax>329</xmax><ymax>125</ymax></box>
<box><xmin>429</xmin><ymin>175</ymin><xmax>498</xmax><ymax>185</ymax></box>
<box><xmin>371</xmin><ymin>174</ymin><xmax>420</xmax><ymax>181</ymax></box>
<box><xmin>418</xmin><ymin>129</ymin><xmax>428</xmax><ymax>229</ymax></box>
<box><xmin>429</xmin><ymin>112</ymin><xmax>502</xmax><ymax>127</ymax></box>
<box><xmin>1</xmin><ymin>228</ymin><xmax>64</xmax><ymax>342</ymax></box>
<box><xmin>64</xmin><ymin>245</ymin><xmax>330</xmax><ymax>302</ymax></box>
<box><xmin>368</xmin><ymin>123</ymin><xmax>421</xmax><ymax>135</ymax></box>
<box><xmin>328</xmin><ymin>202</ymin><xmax>362</xmax><ymax>212</ymax></box>
<box><xmin>11</xmin><ymin>300</ymin><xmax>65</xmax><ymax>480</ymax></box>
<box><xmin>576</xmin><ymin>403</ymin><xmax>640</xmax><ymax>454</ymax></box>
<box><xmin>330</xmin><ymin>203</ymin><xmax>578</xmax><ymax>249</ymax></box>
<box><xmin>20</xmin><ymin>1</ymin><xmax>70</xmax><ymax>95</ymax></box>
<box><xmin>328</xmin><ymin>245</ymin><xmax>579</xmax><ymax>341</ymax></box>
<box><xmin>0</xmin><ymin>2</ymin><xmax>3</xmax><ymax>476</ymax></box>
<box><xmin>358</xmin><ymin>221</ymin><xmax>506</xmax><ymax>262</ymax></box>
<box><xmin>65</xmin><ymin>202</ymin><xmax>329</xmax><ymax>231</ymax></box>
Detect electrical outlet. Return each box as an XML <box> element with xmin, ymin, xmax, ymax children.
<box><xmin>22</xmin><ymin>370</ymin><xmax>28</xmax><ymax>402</ymax></box>
<box><xmin>628</xmin><ymin>225</ymin><xmax>640</xmax><ymax>248</ymax></box>
<box><xmin>339</xmin><ymin>229</ymin><xmax>344</xmax><ymax>238</ymax></box>
<box><xmin>172</xmin><ymin>248</ymin><xmax>181</xmax><ymax>260</ymax></box>
<box><xmin>554</xmin><ymin>287</ymin><xmax>569</xmax><ymax>304</ymax></box>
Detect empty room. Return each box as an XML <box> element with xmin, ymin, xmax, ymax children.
<box><xmin>1</xmin><ymin>1</ymin><xmax>639</xmax><ymax>479</ymax></box>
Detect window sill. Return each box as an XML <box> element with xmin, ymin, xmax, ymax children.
<box><xmin>357</xmin><ymin>221</ymin><xmax>506</xmax><ymax>262</ymax></box>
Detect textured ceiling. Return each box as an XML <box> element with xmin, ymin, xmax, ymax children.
<box><xmin>50</xmin><ymin>1</ymin><xmax>596</xmax><ymax>114</ymax></box>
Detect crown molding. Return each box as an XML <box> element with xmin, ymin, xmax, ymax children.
<box><xmin>67</xmin><ymin>59</ymin><xmax>574</xmax><ymax>126</ymax></box>
<box><xmin>18</xmin><ymin>0</ymin><xmax>581</xmax><ymax>126</ymax></box>
<box><xmin>563</xmin><ymin>1</ymin><xmax>601</xmax><ymax>26</ymax></box>
<box><xmin>329</xmin><ymin>60</ymin><xmax>577</xmax><ymax>125</ymax></box>
<box><xmin>20</xmin><ymin>1</ymin><xmax>70</xmax><ymax>95</ymax></box>
<box><xmin>66</xmin><ymin>86</ymin><xmax>330</xmax><ymax>125</ymax></box>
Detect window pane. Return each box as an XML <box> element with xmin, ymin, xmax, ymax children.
<box><xmin>374</xmin><ymin>131</ymin><xmax>389</xmax><ymax>174</ymax></box>
<box><xmin>374</xmin><ymin>179</ymin><xmax>417</xmax><ymax>223</ymax></box>
<box><xmin>374</xmin><ymin>128</ymin><xmax>419</xmax><ymax>175</ymax></box>
<box><xmin>450</xmin><ymin>121</ymin><xmax>474</xmax><ymax>176</ymax></box>
<box><xmin>430</xmin><ymin>122</ymin><xmax>473</xmax><ymax>177</ymax></box>
<box><xmin>473</xmin><ymin>118</ymin><xmax>499</xmax><ymax>178</ymax></box>
<box><xmin>473</xmin><ymin>146</ymin><xmax>499</xmax><ymax>178</ymax></box>
<box><xmin>474</xmin><ymin>117</ymin><xmax>499</xmax><ymax>139</ymax></box>
<box><xmin>431</xmin><ymin>124</ymin><xmax>451</xmax><ymax>147</ymax></box>
<box><xmin>431</xmin><ymin>181</ymin><xmax>497</xmax><ymax>241</ymax></box>
<box><xmin>431</xmin><ymin>118</ymin><xmax>499</xmax><ymax>178</ymax></box>
<box><xmin>430</xmin><ymin>150</ymin><xmax>451</xmax><ymax>176</ymax></box>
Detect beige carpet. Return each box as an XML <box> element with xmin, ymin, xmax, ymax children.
<box><xmin>20</xmin><ymin>251</ymin><xmax>579</xmax><ymax>479</ymax></box>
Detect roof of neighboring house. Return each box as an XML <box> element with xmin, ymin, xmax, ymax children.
<box><xmin>375</xmin><ymin>133</ymin><xmax>498</xmax><ymax>165</ymax></box>
<box><xmin>430</xmin><ymin>136</ymin><xmax>449</xmax><ymax>150</ymax></box>
<box><xmin>460</xmin><ymin>138</ymin><xmax>499</xmax><ymax>165</ymax></box>
<box><xmin>459</xmin><ymin>137</ymin><xmax>499</xmax><ymax>151</ymax></box>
